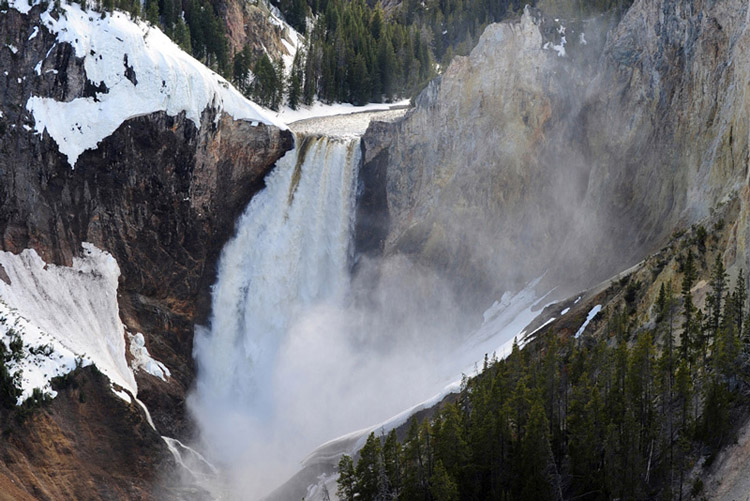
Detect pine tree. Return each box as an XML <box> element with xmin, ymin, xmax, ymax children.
<box><xmin>382</xmin><ymin>429</ymin><xmax>402</xmax><ymax>499</ymax></box>
<box><xmin>273</xmin><ymin>58</ymin><xmax>285</xmax><ymax>110</ymax></box>
<box><xmin>734</xmin><ymin>269</ymin><xmax>746</xmax><ymax>335</ymax></box>
<box><xmin>145</xmin><ymin>0</ymin><xmax>159</xmax><ymax>25</ymax></box>
<box><xmin>430</xmin><ymin>460</ymin><xmax>459</xmax><ymax>501</ymax></box>
<box><xmin>356</xmin><ymin>432</ymin><xmax>383</xmax><ymax>500</ymax></box>
<box><xmin>675</xmin><ymin>359</ymin><xmax>692</xmax><ymax>500</ymax></box>
<box><xmin>402</xmin><ymin>417</ymin><xmax>429</xmax><ymax>500</ymax></box>
<box><xmin>682</xmin><ymin>252</ymin><xmax>697</xmax><ymax>363</ymax></box>
<box><xmin>174</xmin><ymin>18</ymin><xmax>192</xmax><ymax>53</ymax></box>
<box><xmin>519</xmin><ymin>397</ymin><xmax>553</xmax><ymax>500</ymax></box>
<box><xmin>708</xmin><ymin>254</ymin><xmax>727</xmax><ymax>341</ymax></box>
<box><xmin>336</xmin><ymin>455</ymin><xmax>357</xmax><ymax>501</ymax></box>
<box><xmin>287</xmin><ymin>49</ymin><xmax>304</xmax><ymax>109</ymax></box>
<box><xmin>433</xmin><ymin>402</ymin><xmax>467</xmax><ymax>484</ymax></box>
<box><xmin>250</xmin><ymin>54</ymin><xmax>281</xmax><ymax>109</ymax></box>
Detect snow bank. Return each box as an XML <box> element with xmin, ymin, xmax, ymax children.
<box><xmin>0</xmin><ymin>243</ymin><xmax>135</xmax><ymax>402</ymax></box>
<box><xmin>128</xmin><ymin>332</ymin><xmax>170</xmax><ymax>381</ymax></box>
<box><xmin>18</xmin><ymin>0</ymin><xmax>285</xmax><ymax>167</ymax></box>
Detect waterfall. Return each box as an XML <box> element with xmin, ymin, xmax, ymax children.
<box><xmin>190</xmin><ymin>132</ymin><xmax>361</xmax><ymax>494</ymax></box>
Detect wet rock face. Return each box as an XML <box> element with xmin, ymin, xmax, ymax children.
<box><xmin>0</xmin><ymin>5</ymin><xmax>293</xmax><ymax>437</ymax></box>
<box><xmin>359</xmin><ymin>0</ymin><xmax>750</xmax><ymax>307</ymax></box>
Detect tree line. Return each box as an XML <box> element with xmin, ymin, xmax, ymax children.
<box><xmin>337</xmin><ymin>248</ymin><xmax>750</xmax><ymax>500</ymax></box>
<box><xmin>62</xmin><ymin>0</ymin><xmax>635</xmax><ymax>109</ymax></box>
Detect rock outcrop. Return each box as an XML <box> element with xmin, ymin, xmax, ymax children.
<box><xmin>0</xmin><ymin>367</ymin><xmax>172</xmax><ymax>500</ymax></box>
<box><xmin>359</xmin><ymin>0</ymin><xmax>750</xmax><ymax>308</ymax></box>
<box><xmin>220</xmin><ymin>0</ymin><xmax>298</xmax><ymax>61</ymax></box>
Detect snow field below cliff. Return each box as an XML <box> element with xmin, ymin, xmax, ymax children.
<box><xmin>0</xmin><ymin>243</ymin><xmax>155</xmax><ymax>405</ymax></box>
<box><xmin>16</xmin><ymin>0</ymin><xmax>285</xmax><ymax>167</ymax></box>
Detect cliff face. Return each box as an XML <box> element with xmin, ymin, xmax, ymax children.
<box><xmin>359</xmin><ymin>0</ymin><xmax>750</xmax><ymax>306</ymax></box>
<box><xmin>0</xmin><ymin>367</ymin><xmax>173</xmax><ymax>501</ymax></box>
<box><xmin>0</xmin><ymin>0</ymin><xmax>291</xmax><ymax>449</ymax></box>
<box><xmin>220</xmin><ymin>0</ymin><xmax>299</xmax><ymax>61</ymax></box>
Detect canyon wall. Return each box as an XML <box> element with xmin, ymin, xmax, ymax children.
<box><xmin>0</xmin><ymin>4</ymin><xmax>292</xmax><ymax>495</ymax></box>
<box><xmin>359</xmin><ymin>0</ymin><xmax>750</xmax><ymax>308</ymax></box>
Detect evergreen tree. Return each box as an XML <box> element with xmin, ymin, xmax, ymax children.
<box><xmin>287</xmin><ymin>49</ymin><xmax>304</xmax><ymax>109</ymax></box>
<box><xmin>708</xmin><ymin>254</ymin><xmax>727</xmax><ymax>340</ymax></box>
<box><xmin>145</xmin><ymin>0</ymin><xmax>159</xmax><ymax>25</ymax></box>
<box><xmin>382</xmin><ymin>429</ymin><xmax>402</xmax><ymax>499</ymax></box>
<box><xmin>355</xmin><ymin>432</ymin><xmax>383</xmax><ymax>500</ymax></box>
<box><xmin>402</xmin><ymin>417</ymin><xmax>430</xmax><ymax>500</ymax></box>
<box><xmin>733</xmin><ymin>269</ymin><xmax>746</xmax><ymax>335</ymax></box>
<box><xmin>430</xmin><ymin>460</ymin><xmax>459</xmax><ymax>501</ymax></box>
<box><xmin>174</xmin><ymin>18</ymin><xmax>192</xmax><ymax>53</ymax></box>
<box><xmin>250</xmin><ymin>54</ymin><xmax>282</xmax><ymax>109</ymax></box>
<box><xmin>682</xmin><ymin>252</ymin><xmax>697</xmax><ymax>362</ymax></box>
<box><xmin>519</xmin><ymin>397</ymin><xmax>554</xmax><ymax>500</ymax></box>
<box><xmin>336</xmin><ymin>455</ymin><xmax>357</xmax><ymax>501</ymax></box>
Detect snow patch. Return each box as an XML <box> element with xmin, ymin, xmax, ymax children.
<box><xmin>543</xmin><ymin>20</ymin><xmax>567</xmax><ymax>57</ymax></box>
<box><xmin>0</xmin><ymin>243</ymin><xmax>137</xmax><ymax>402</ymax></box>
<box><xmin>7</xmin><ymin>0</ymin><xmax>35</xmax><ymax>14</ymax></box>
<box><xmin>112</xmin><ymin>387</ymin><xmax>132</xmax><ymax>403</ymax></box>
<box><xmin>7</xmin><ymin>44</ymin><xmax>19</xmax><ymax>54</ymax></box>
<box><xmin>560</xmin><ymin>307</ymin><xmax>570</xmax><ymax>315</ymax></box>
<box><xmin>28</xmin><ymin>26</ymin><xmax>39</xmax><ymax>40</ymax></box>
<box><xmin>24</xmin><ymin>2</ymin><xmax>285</xmax><ymax>167</ymax></box>
<box><xmin>128</xmin><ymin>332</ymin><xmax>170</xmax><ymax>381</ymax></box>
<box><xmin>574</xmin><ymin>304</ymin><xmax>602</xmax><ymax>338</ymax></box>
<box><xmin>551</xmin><ymin>37</ymin><xmax>566</xmax><ymax>57</ymax></box>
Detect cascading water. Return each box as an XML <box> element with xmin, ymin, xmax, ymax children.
<box><xmin>188</xmin><ymin>111</ymin><xmax>546</xmax><ymax>501</ymax></box>
<box><xmin>190</xmin><ymin>131</ymin><xmax>362</xmax><ymax>497</ymax></box>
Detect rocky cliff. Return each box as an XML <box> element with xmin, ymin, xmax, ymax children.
<box><xmin>359</xmin><ymin>0</ymin><xmax>750</xmax><ymax>308</ymax></box>
<box><xmin>0</xmin><ymin>1</ymin><xmax>291</xmax><ymax>496</ymax></box>
<box><xmin>219</xmin><ymin>0</ymin><xmax>300</xmax><ymax>62</ymax></box>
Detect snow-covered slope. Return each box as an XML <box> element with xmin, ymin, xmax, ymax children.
<box><xmin>12</xmin><ymin>0</ymin><xmax>286</xmax><ymax>167</ymax></box>
<box><xmin>0</xmin><ymin>244</ymin><xmax>141</xmax><ymax>403</ymax></box>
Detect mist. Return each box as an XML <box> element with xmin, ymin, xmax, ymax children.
<box><xmin>184</xmin><ymin>8</ymin><xmax>639</xmax><ymax>500</ymax></box>
<box><xmin>193</xmin><ymin>255</ymin><xmax>482</xmax><ymax>499</ymax></box>
<box><xmin>186</xmin><ymin>127</ymin><xmax>493</xmax><ymax>500</ymax></box>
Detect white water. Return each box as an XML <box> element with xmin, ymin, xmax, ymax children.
<box><xmin>190</xmin><ymin>133</ymin><xmax>361</xmax><ymax>496</ymax></box>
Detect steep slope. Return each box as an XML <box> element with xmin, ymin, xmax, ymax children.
<box><xmin>0</xmin><ymin>367</ymin><xmax>172</xmax><ymax>500</ymax></box>
<box><xmin>359</xmin><ymin>0</ymin><xmax>750</xmax><ymax>309</ymax></box>
<box><xmin>0</xmin><ymin>0</ymin><xmax>292</xmax><ymax>496</ymax></box>
<box><xmin>220</xmin><ymin>0</ymin><xmax>300</xmax><ymax>63</ymax></box>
